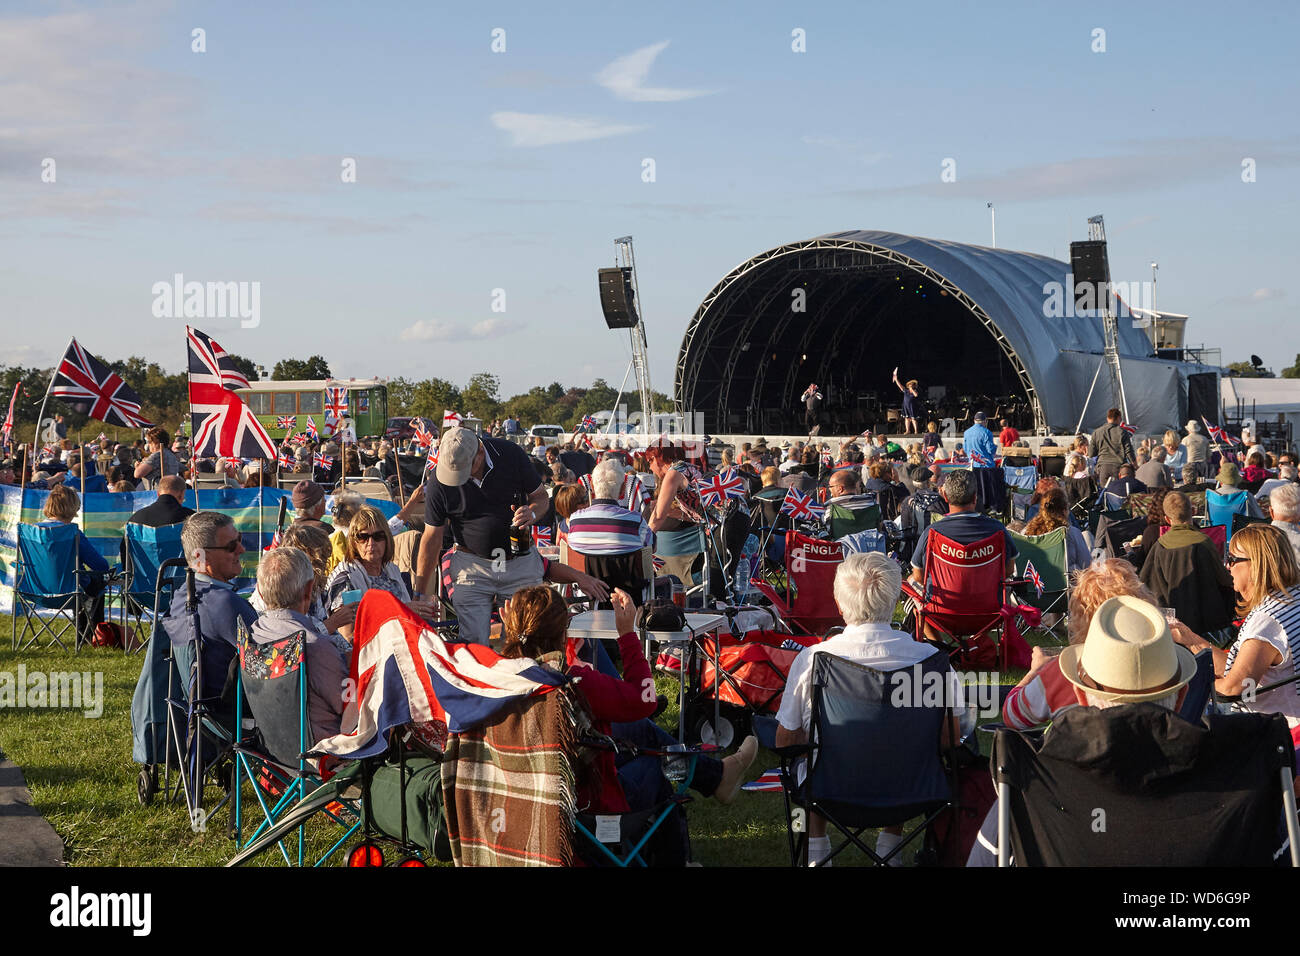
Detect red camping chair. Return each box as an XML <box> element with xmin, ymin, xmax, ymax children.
<box><xmin>750</xmin><ymin>531</ymin><xmax>845</xmax><ymax>636</ymax></box>
<box><xmin>900</xmin><ymin>528</ymin><xmax>1028</xmax><ymax>670</ymax></box>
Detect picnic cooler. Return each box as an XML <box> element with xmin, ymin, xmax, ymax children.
<box><xmin>693</xmin><ymin>631</ymin><xmax>821</xmax><ymax>714</ymax></box>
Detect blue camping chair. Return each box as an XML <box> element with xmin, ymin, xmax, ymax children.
<box><xmin>1206</xmin><ymin>490</ymin><xmax>1251</xmax><ymax>544</ymax></box>
<box><xmin>757</xmin><ymin>651</ymin><xmax>957</xmax><ymax>867</ymax></box>
<box><xmin>122</xmin><ymin>523</ymin><xmax>186</xmax><ymax>652</ymax></box>
<box><xmin>1003</xmin><ymin>464</ymin><xmax>1039</xmax><ymax>496</ymax></box>
<box><xmin>11</xmin><ymin>523</ymin><xmax>81</xmax><ymax>651</ymax></box>
<box><xmin>837</xmin><ymin>528</ymin><xmax>888</xmax><ymax>555</ymax></box>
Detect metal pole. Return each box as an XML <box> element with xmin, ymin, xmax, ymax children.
<box><xmin>987</xmin><ymin>202</ymin><xmax>996</xmax><ymax>248</ymax></box>
<box><xmin>1074</xmin><ymin>358</ymin><xmax>1105</xmax><ymax>436</ymax></box>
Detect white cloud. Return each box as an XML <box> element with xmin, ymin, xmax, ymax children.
<box><xmin>399</xmin><ymin>320</ymin><xmax>460</xmax><ymax>342</ymax></box>
<box><xmin>1251</xmin><ymin>288</ymin><xmax>1285</xmax><ymax>301</ymax></box>
<box><xmin>470</xmin><ymin>318</ymin><xmax>513</xmax><ymax>337</ymax></box>
<box><xmin>490</xmin><ymin>111</ymin><xmax>644</xmax><ymax>147</ymax></box>
<box><xmin>594</xmin><ymin>40</ymin><xmax>713</xmax><ymax>102</ymax></box>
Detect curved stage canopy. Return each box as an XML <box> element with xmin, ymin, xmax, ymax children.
<box><xmin>674</xmin><ymin>231</ymin><xmax>1205</xmax><ymax>435</ymax></box>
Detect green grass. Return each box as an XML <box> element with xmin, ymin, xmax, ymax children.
<box><xmin>0</xmin><ymin>614</ymin><xmax>1045</xmax><ymax>867</ymax></box>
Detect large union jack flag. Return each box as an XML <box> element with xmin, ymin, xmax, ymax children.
<box><xmin>324</xmin><ymin>386</ymin><xmax>349</xmax><ymax>435</ymax></box>
<box><xmin>187</xmin><ymin>326</ymin><xmax>276</xmax><ymax>459</ymax></box>
<box><xmin>314</xmin><ymin>590</ymin><xmax>566</xmax><ymax>758</ymax></box>
<box><xmin>695</xmin><ymin>468</ymin><xmax>747</xmax><ymax>506</ymax></box>
<box><xmin>49</xmin><ymin>338</ymin><xmax>152</xmax><ymax>428</ymax></box>
<box><xmin>781</xmin><ymin>487</ymin><xmax>824</xmax><ymax>520</ymax></box>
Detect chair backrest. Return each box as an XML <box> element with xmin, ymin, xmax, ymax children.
<box><xmin>124</xmin><ymin>523</ymin><xmax>186</xmax><ymax>598</ymax></box>
<box><xmin>921</xmin><ymin>527</ymin><xmax>1005</xmax><ymax>617</ymax></box>
<box><xmin>277</xmin><ymin>471</ymin><xmax>313</xmax><ymax>490</ymax></box>
<box><xmin>837</xmin><ymin>529</ymin><xmax>887</xmax><ymax>555</ymax></box>
<box><xmin>1003</xmin><ymin>465</ymin><xmax>1038</xmax><ymax>494</ymax></box>
<box><xmin>783</xmin><ymin>531</ymin><xmax>844</xmax><ymax>627</ymax></box>
<box><xmin>15</xmin><ymin>523</ymin><xmax>79</xmax><ymax>596</ymax></box>
<box><xmin>1206</xmin><ymin>490</ymin><xmax>1249</xmax><ymax>542</ymax></box>
<box><xmin>560</xmin><ymin>540</ymin><xmax>653</xmax><ymax>602</ymax></box>
<box><xmin>825</xmin><ymin>497</ymin><xmax>880</xmax><ymax>539</ymax></box>
<box><xmin>1008</xmin><ymin>527</ymin><xmax>1069</xmax><ymax>599</ymax></box>
<box><xmin>238</xmin><ymin>624</ymin><xmax>307</xmax><ymax>769</ymax></box>
<box><xmin>993</xmin><ymin>706</ymin><xmax>1294</xmax><ymax>865</ymax></box>
<box><xmin>1158</xmin><ymin>522</ymin><xmax>1227</xmax><ymax>556</ymax></box>
<box><xmin>807</xmin><ymin>652</ymin><xmax>951</xmax><ymax>819</ymax></box>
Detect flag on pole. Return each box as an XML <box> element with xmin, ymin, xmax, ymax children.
<box><xmin>1024</xmin><ymin>560</ymin><xmax>1044</xmax><ymax>597</ymax></box>
<box><xmin>695</xmin><ymin>468</ymin><xmax>747</xmax><ymax>506</ymax></box>
<box><xmin>443</xmin><ymin>410</ymin><xmax>463</xmax><ymax>429</ymax></box>
<box><xmin>1119</xmin><ymin>421</ymin><xmax>1137</xmax><ymax>435</ymax></box>
<box><xmin>425</xmin><ymin>443</ymin><xmax>440</xmax><ymax>472</ymax></box>
<box><xmin>1</xmin><ymin>381</ymin><xmax>19</xmax><ymax>446</ymax></box>
<box><xmin>325</xmin><ymin>386</ymin><xmax>349</xmax><ymax>434</ymax></box>
<box><xmin>49</xmin><ymin>338</ymin><xmax>153</xmax><ymax>428</ymax></box>
<box><xmin>412</xmin><ymin>419</ymin><xmax>435</xmax><ymax>449</ymax></box>
<box><xmin>187</xmin><ymin>327</ymin><xmax>277</xmax><ymax>459</ymax></box>
<box><xmin>314</xmin><ymin>451</ymin><xmax>333</xmax><ymax>469</ymax></box>
<box><xmin>277</xmin><ymin>449</ymin><xmax>294</xmax><ymax>469</ymax></box>
<box><xmin>780</xmin><ymin>487</ymin><xmax>824</xmax><ymax>520</ymax></box>
<box><xmin>276</xmin><ymin>415</ymin><xmax>297</xmax><ymax>430</ymax></box>
<box><xmin>305</xmin><ymin>416</ymin><xmax>319</xmax><ymax>441</ymax></box>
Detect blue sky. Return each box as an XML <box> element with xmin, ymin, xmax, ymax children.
<box><xmin>2</xmin><ymin>0</ymin><xmax>1297</xmax><ymax>400</ymax></box>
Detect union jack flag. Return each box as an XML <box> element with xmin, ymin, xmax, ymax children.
<box><xmin>314</xmin><ymin>451</ymin><xmax>333</xmax><ymax>469</ymax></box>
<box><xmin>1201</xmin><ymin>416</ymin><xmax>1236</xmax><ymax>446</ymax></box>
<box><xmin>304</xmin><ymin>416</ymin><xmax>319</xmax><ymax>441</ymax></box>
<box><xmin>425</xmin><ymin>444</ymin><xmax>440</xmax><ymax>472</ymax></box>
<box><xmin>970</xmin><ymin>452</ymin><xmax>992</xmax><ymax>467</ymax></box>
<box><xmin>325</xmin><ymin>387</ymin><xmax>349</xmax><ymax>434</ymax></box>
<box><xmin>694</xmin><ymin>468</ymin><xmax>747</xmax><ymax>506</ymax></box>
<box><xmin>579</xmin><ymin>415</ymin><xmax>598</xmax><ymax>432</ymax></box>
<box><xmin>313</xmin><ymin>590</ymin><xmax>567</xmax><ymax>758</ymax></box>
<box><xmin>443</xmin><ymin>410</ymin><xmax>463</xmax><ymax>429</ymax></box>
<box><xmin>1119</xmin><ymin>421</ymin><xmax>1137</xmax><ymax>435</ymax></box>
<box><xmin>531</xmin><ymin>526</ymin><xmax>552</xmax><ymax>546</ymax></box>
<box><xmin>41</xmin><ymin>443</ymin><xmax>57</xmax><ymax>458</ymax></box>
<box><xmin>276</xmin><ymin>415</ymin><xmax>297</xmax><ymax>430</ymax></box>
<box><xmin>291</xmin><ymin>432</ymin><xmax>310</xmax><ymax>446</ymax></box>
<box><xmin>277</xmin><ymin>449</ymin><xmax>294</xmax><ymax>469</ymax></box>
<box><xmin>412</xmin><ymin>419</ymin><xmax>434</xmax><ymax>449</ymax></box>
<box><xmin>49</xmin><ymin>338</ymin><xmax>152</xmax><ymax>428</ymax></box>
<box><xmin>1</xmin><ymin>382</ymin><xmax>19</xmax><ymax>446</ymax></box>
<box><xmin>187</xmin><ymin>326</ymin><xmax>276</xmax><ymax>459</ymax></box>
<box><xmin>1024</xmin><ymin>559</ymin><xmax>1044</xmax><ymax>597</ymax></box>
<box><xmin>781</xmin><ymin>487</ymin><xmax>824</xmax><ymax>520</ymax></box>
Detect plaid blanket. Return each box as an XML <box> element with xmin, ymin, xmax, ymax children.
<box><xmin>442</xmin><ymin>684</ymin><xmax>578</xmax><ymax>867</ymax></box>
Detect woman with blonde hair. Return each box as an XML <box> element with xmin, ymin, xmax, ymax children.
<box><xmin>324</xmin><ymin>504</ymin><xmax>433</xmax><ymax>618</ymax></box>
<box><xmin>1173</xmin><ymin>524</ymin><xmax>1300</xmax><ymax>743</ymax></box>
<box><xmin>1001</xmin><ymin>559</ymin><xmax>1160</xmax><ymax>730</ymax></box>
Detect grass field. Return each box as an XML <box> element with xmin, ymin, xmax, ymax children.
<box><xmin>0</xmin><ymin>615</ymin><xmax>1035</xmax><ymax>867</ymax></box>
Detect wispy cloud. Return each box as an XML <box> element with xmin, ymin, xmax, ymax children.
<box><xmin>490</xmin><ymin>111</ymin><xmax>644</xmax><ymax>147</ymax></box>
<box><xmin>1219</xmin><ymin>287</ymin><xmax>1286</xmax><ymax>306</ymax></box>
<box><xmin>595</xmin><ymin>41</ymin><xmax>713</xmax><ymax>102</ymax></box>
<box><xmin>400</xmin><ymin>318</ymin><xmax>519</xmax><ymax>342</ymax></box>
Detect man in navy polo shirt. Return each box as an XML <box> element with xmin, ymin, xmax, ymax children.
<box><xmin>908</xmin><ymin>469</ymin><xmax>1017</xmax><ymax>584</ymax></box>
<box><xmin>413</xmin><ymin>427</ymin><xmax>550</xmax><ymax>644</ymax></box>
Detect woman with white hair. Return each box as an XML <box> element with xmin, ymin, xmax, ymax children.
<box><xmin>774</xmin><ymin>551</ymin><xmax>963</xmax><ymax>865</ymax></box>
<box><xmin>1269</xmin><ymin>483</ymin><xmax>1300</xmax><ymax>563</ymax></box>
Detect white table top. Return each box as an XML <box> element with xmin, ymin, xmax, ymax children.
<box><xmin>566</xmin><ymin>609</ymin><xmax>726</xmax><ymax>641</ymax></box>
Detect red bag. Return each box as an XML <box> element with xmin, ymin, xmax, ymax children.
<box><xmin>91</xmin><ymin>622</ymin><xmax>129</xmax><ymax>650</ymax></box>
<box><xmin>925</xmin><ymin>752</ymin><xmax>997</xmax><ymax>866</ymax></box>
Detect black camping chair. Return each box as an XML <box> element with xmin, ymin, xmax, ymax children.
<box><xmin>757</xmin><ymin>651</ymin><xmax>957</xmax><ymax>867</ymax></box>
<box><xmin>991</xmin><ymin>706</ymin><xmax>1300</xmax><ymax>866</ymax></box>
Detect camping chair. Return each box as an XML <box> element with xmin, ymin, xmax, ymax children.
<box><xmin>824</xmin><ymin>493</ymin><xmax>880</xmax><ymax>540</ymax></box>
<box><xmin>1002</xmin><ymin>464</ymin><xmax>1038</xmax><ymax>496</ymax></box>
<box><xmin>11</xmin><ymin>522</ymin><xmax>82</xmax><ymax>651</ymax></box>
<box><xmin>560</xmin><ymin>540</ymin><xmax>656</xmax><ymax>606</ymax></box>
<box><xmin>900</xmin><ymin>528</ymin><xmax>1015</xmax><ymax>669</ymax></box>
<box><xmin>277</xmin><ymin>470</ymin><xmax>312</xmax><ymax>490</ymax></box>
<box><xmin>231</xmin><ymin>623</ymin><xmax>362</xmax><ymax>866</ymax></box>
<box><xmin>121</xmin><ymin>523</ymin><xmax>186</xmax><ymax>651</ymax></box>
<box><xmin>1231</xmin><ymin>512</ymin><xmax>1270</xmax><ymax>538</ymax></box>
<box><xmin>1206</xmin><ymin>489</ymin><xmax>1252</xmax><ymax>544</ymax></box>
<box><xmin>750</xmin><ymin>530</ymin><xmax>845</xmax><ymax>636</ymax></box>
<box><xmin>757</xmin><ymin>652</ymin><xmax>956</xmax><ymax>867</ymax></box>
<box><xmin>1007</xmin><ymin>527</ymin><xmax>1070</xmax><ymax>640</ymax></box>
<box><xmin>992</xmin><ymin>707</ymin><xmax>1300</xmax><ymax>866</ymax></box>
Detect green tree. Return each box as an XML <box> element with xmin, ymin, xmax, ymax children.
<box><xmin>1282</xmin><ymin>355</ymin><xmax>1300</xmax><ymax>379</ymax></box>
<box><xmin>272</xmin><ymin>355</ymin><xmax>331</xmax><ymax>380</ymax></box>
<box><xmin>406</xmin><ymin>378</ymin><xmax>461</xmax><ymax>420</ymax></box>
<box><xmin>1225</xmin><ymin>360</ymin><xmax>1273</xmax><ymax>378</ymax></box>
<box><xmin>461</xmin><ymin>372</ymin><xmax>501</xmax><ymax>420</ymax></box>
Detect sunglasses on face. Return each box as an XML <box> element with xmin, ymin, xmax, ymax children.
<box><xmin>352</xmin><ymin>531</ymin><xmax>384</xmax><ymax>543</ymax></box>
<box><xmin>209</xmin><ymin>539</ymin><xmax>243</xmax><ymax>553</ymax></box>
<box><xmin>1225</xmin><ymin>553</ymin><xmax>1251</xmax><ymax>567</ymax></box>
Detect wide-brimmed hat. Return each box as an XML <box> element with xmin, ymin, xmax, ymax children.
<box><xmin>436</xmin><ymin>426</ymin><xmax>480</xmax><ymax>486</ymax></box>
<box><xmin>754</xmin><ymin>437</ymin><xmax>768</xmax><ymax>448</ymax></box>
<box><xmin>1216</xmin><ymin>462</ymin><xmax>1241</xmax><ymax>486</ymax></box>
<box><xmin>1185</xmin><ymin>420</ymin><xmax>1200</xmax><ymax>433</ymax></box>
<box><xmin>1058</xmin><ymin>596</ymin><xmax>1197</xmax><ymax>704</ymax></box>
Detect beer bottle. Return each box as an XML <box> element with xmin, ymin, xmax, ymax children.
<box><xmin>509</xmin><ymin>489</ymin><xmax>531</xmax><ymax>557</ymax></box>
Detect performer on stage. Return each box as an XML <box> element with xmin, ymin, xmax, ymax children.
<box><xmin>892</xmin><ymin>368</ymin><xmax>921</xmax><ymax>435</ymax></box>
<box><xmin>800</xmin><ymin>383</ymin><xmax>823</xmax><ymax>436</ymax></box>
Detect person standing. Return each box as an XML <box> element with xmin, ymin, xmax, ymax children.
<box><xmin>800</xmin><ymin>383</ymin><xmax>823</xmax><ymax>435</ymax></box>
<box><xmin>1181</xmin><ymin>420</ymin><xmax>1209</xmax><ymax>479</ymax></box>
<box><xmin>892</xmin><ymin>370</ymin><xmax>922</xmax><ymax>435</ymax></box>
<box><xmin>413</xmin><ymin>427</ymin><xmax>548</xmax><ymax>644</ymax></box>
<box><xmin>1090</xmin><ymin>408</ymin><xmax>1135</xmax><ymax>487</ymax></box>
<box><xmin>962</xmin><ymin>411</ymin><xmax>998</xmax><ymax>465</ymax></box>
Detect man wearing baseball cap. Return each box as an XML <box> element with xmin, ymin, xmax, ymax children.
<box><xmin>962</xmin><ymin>410</ymin><xmax>998</xmax><ymax>466</ymax></box>
<box><xmin>413</xmin><ymin>426</ymin><xmax>549</xmax><ymax>643</ymax></box>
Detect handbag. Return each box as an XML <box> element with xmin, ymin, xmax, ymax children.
<box><xmin>637</xmin><ymin>599</ymin><xmax>688</xmax><ymax>633</ymax></box>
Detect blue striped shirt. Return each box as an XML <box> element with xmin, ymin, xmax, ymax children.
<box><xmin>566</xmin><ymin>499</ymin><xmax>654</xmax><ymax>555</ymax></box>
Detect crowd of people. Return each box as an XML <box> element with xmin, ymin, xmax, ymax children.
<box><xmin>7</xmin><ymin>400</ymin><xmax>1300</xmax><ymax>866</ymax></box>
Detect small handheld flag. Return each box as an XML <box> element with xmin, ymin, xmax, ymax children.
<box><xmin>1024</xmin><ymin>560</ymin><xmax>1044</xmax><ymax>597</ymax></box>
<box><xmin>277</xmin><ymin>449</ymin><xmax>293</xmax><ymax>469</ymax></box>
<box><xmin>305</xmin><ymin>417</ymin><xmax>319</xmax><ymax>441</ymax></box>
<box><xmin>1119</xmin><ymin>421</ymin><xmax>1137</xmax><ymax>435</ymax></box>
<box><xmin>314</xmin><ymin>451</ymin><xmax>333</xmax><ymax>469</ymax></box>
<box><xmin>443</xmin><ymin>410</ymin><xmax>463</xmax><ymax>428</ymax></box>
<box><xmin>694</xmin><ymin>468</ymin><xmax>747</xmax><ymax>506</ymax></box>
<box><xmin>531</xmin><ymin>526</ymin><xmax>552</xmax><ymax>546</ymax></box>
<box><xmin>276</xmin><ymin>415</ymin><xmax>297</xmax><ymax>430</ymax></box>
<box><xmin>780</xmin><ymin>487</ymin><xmax>824</xmax><ymax>521</ymax></box>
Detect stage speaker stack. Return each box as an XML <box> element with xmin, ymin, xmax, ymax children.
<box><xmin>1070</xmin><ymin>240</ymin><xmax>1110</xmax><ymax>312</ymax></box>
<box><xmin>598</xmin><ymin>267</ymin><xmax>639</xmax><ymax>329</ymax></box>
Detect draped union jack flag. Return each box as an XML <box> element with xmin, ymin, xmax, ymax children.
<box><xmin>781</xmin><ymin>487</ymin><xmax>824</xmax><ymax>520</ymax></box>
<box><xmin>187</xmin><ymin>326</ymin><xmax>276</xmax><ymax>459</ymax></box>
<box><xmin>694</xmin><ymin>468</ymin><xmax>746</xmax><ymax>506</ymax></box>
<box><xmin>276</xmin><ymin>415</ymin><xmax>297</xmax><ymax>430</ymax></box>
<box><xmin>324</xmin><ymin>387</ymin><xmax>349</xmax><ymax>435</ymax></box>
<box><xmin>49</xmin><ymin>338</ymin><xmax>152</xmax><ymax>428</ymax></box>
<box><xmin>970</xmin><ymin>452</ymin><xmax>992</xmax><ymax>467</ymax></box>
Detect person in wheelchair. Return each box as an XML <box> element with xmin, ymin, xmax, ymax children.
<box><xmin>499</xmin><ymin>585</ymin><xmax>757</xmax><ymax>861</ymax></box>
<box><xmin>775</xmin><ymin>551</ymin><xmax>964</xmax><ymax>866</ymax></box>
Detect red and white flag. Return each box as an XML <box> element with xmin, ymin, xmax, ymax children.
<box><xmin>442</xmin><ymin>410</ymin><xmax>463</xmax><ymax>429</ymax></box>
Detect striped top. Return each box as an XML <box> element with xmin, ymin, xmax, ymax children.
<box><xmin>1226</xmin><ymin>582</ymin><xmax>1300</xmax><ymax>726</ymax></box>
<box><xmin>565</xmin><ymin>499</ymin><xmax>654</xmax><ymax>556</ymax></box>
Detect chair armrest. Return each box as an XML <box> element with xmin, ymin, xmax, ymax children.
<box><xmin>753</xmin><ymin>714</ymin><xmax>813</xmax><ymax>758</ymax></box>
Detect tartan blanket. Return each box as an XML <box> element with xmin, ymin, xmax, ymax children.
<box><xmin>442</xmin><ymin>686</ymin><xmax>578</xmax><ymax>867</ymax></box>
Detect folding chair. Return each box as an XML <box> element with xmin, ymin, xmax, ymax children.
<box><xmin>231</xmin><ymin>623</ymin><xmax>362</xmax><ymax>866</ymax></box>
<box><xmin>824</xmin><ymin>494</ymin><xmax>880</xmax><ymax>540</ymax></box>
<box><xmin>750</xmin><ymin>530</ymin><xmax>845</xmax><ymax>636</ymax></box>
<box><xmin>992</xmin><ymin>707</ymin><xmax>1300</xmax><ymax>866</ymax></box>
<box><xmin>1007</xmin><ymin>527</ymin><xmax>1069</xmax><ymax>640</ymax></box>
<box><xmin>758</xmin><ymin>652</ymin><xmax>956</xmax><ymax>867</ymax></box>
<box><xmin>1232</xmin><ymin>512</ymin><xmax>1270</xmax><ymax>538</ymax></box>
<box><xmin>560</xmin><ymin>540</ymin><xmax>656</xmax><ymax>606</ymax></box>
<box><xmin>121</xmin><ymin>523</ymin><xmax>186</xmax><ymax>652</ymax></box>
<box><xmin>1207</xmin><ymin>489</ymin><xmax>1252</xmax><ymax>544</ymax></box>
<box><xmin>1002</xmin><ymin>464</ymin><xmax>1038</xmax><ymax>496</ymax></box>
<box><xmin>900</xmin><ymin>528</ymin><xmax>1014</xmax><ymax>669</ymax></box>
<box><xmin>11</xmin><ymin>523</ymin><xmax>81</xmax><ymax>651</ymax></box>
